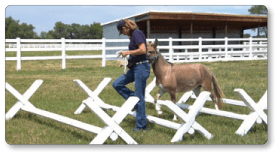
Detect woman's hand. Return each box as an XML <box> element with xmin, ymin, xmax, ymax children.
<box><xmin>118</xmin><ymin>60</ymin><xmax>125</xmax><ymax>67</ymax></box>
<box><xmin>121</xmin><ymin>51</ymin><xmax>130</xmax><ymax>57</ymax></box>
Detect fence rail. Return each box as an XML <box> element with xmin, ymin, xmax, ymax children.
<box><xmin>5</xmin><ymin>37</ymin><xmax>267</xmax><ymax>70</ymax></box>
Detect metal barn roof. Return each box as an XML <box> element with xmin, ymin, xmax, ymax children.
<box><xmin>101</xmin><ymin>10</ymin><xmax>267</xmax><ymax>30</ymax></box>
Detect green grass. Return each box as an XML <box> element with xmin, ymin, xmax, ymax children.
<box><xmin>5</xmin><ymin>51</ymin><xmax>267</xmax><ymax>144</ymax></box>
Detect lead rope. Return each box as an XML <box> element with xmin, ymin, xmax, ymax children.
<box><xmin>116</xmin><ymin>51</ymin><xmax>129</xmax><ymax>74</ymax></box>
<box><xmin>123</xmin><ymin>56</ymin><xmax>128</xmax><ymax>74</ymax></box>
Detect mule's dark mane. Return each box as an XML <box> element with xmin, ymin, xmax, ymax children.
<box><xmin>149</xmin><ymin>42</ymin><xmax>174</xmax><ymax>66</ymax></box>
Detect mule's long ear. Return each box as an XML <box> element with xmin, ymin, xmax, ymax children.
<box><xmin>154</xmin><ymin>38</ymin><xmax>158</xmax><ymax>49</ymax></box>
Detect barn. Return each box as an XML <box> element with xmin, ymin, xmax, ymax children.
<box><xmin>101</xmin><ymin>11</ymin><xmax>267</xmax><ymax>53</ymax></box>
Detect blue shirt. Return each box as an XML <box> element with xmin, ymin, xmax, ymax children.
<box><xmin>128</xmin><ymin>30</ymin><xmax>147</xmax><ymax>64</ymax></box>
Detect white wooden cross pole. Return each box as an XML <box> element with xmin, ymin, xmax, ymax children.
<box><xmin>172</xmin><ymin>91</ymin><xmax>211</xmax><ymax>142</ymax></box>
<box><xmin>177</xmin><ymin>89</ymin><xmax>267</xmax><ymax>136</ymax></box>
<box><xmin>5</xmin><ymin>81</ymin><xmax>104</xmax><ymax>137</ymax></box>
<box><xmin>74</xmin><ymin>78</ymin><xmax>112</xmax><ymax>114</ymax></box>
<box><xmin>81</xmin><ymin>94</ymin><xmax>196</xmax><ymax>136</ymax></box>
<box><xmin>157</xmin><ymin>91</ymin><xmax>213</xmax><ymax>142</ymax></box>
<box><xmin>181</xmin><ymin>90</ymin><xmax>263</xmax><ymax>109</ymax></box>
<box><xmin>234</xmin><ymin>89</ymin><xmax>267</xmax><ymax>136</ymax></box>
<box><xmin>85</xmin><ymin>97</ymin><xmax>139</xmax><ymax>144</ymax></box>
<box><xmin>144</xmin><ymin>77</ymin><xmax>156</xmax><ymax>104</ymax></box>
<box><xmin>6</xmin><ymin>80</ymin><xmax>43</xmax><ymax>120</ymax></box>
<box><xmin>74</xmin><ymin>79</ymin><xmax>139</xmax><ymax>144</ymax></box>
<box><xmin>5</xmin><ymin>81</ymin><xmax>42</xmax><ymax>111</ymax></box>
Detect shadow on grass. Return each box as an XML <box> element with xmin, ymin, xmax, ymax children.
<box><xmin>13</xmin><ymin>113</ymin><xmax>93</xmax><ymax>143</ymax></box>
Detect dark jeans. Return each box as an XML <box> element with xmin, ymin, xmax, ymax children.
<box><xmin>112</xmin><ymin>63</ymin><xmax>150</xmax><ymax>129</ymax></box>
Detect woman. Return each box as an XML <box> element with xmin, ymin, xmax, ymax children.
<box><xmin>112</xmin><ymin>19</ymin><xmax>150</xmax><ymax>131</ymax></box>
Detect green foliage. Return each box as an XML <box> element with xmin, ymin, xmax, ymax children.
<box><xmin>5</xmin><ymin>16</ymin><xmax>36</xmax><ymax>39</ymax></box>
<box><xmin>243</xmin><ymin>33</ymin><xmax>251</xmax><ymax>38</ymax></box>
<box><xmin>5</xmin><ymin>16</ymin><xmax>103</xmax><ymax>39</ymax></box>
<box><xmin>248</xmin><ymin>5</ymin><xmax>268</xmax><ymax>15</ymax></box>
<box><xmin>5</xmin><ymin>51</ymin><xmax>267</xmax><ymax>144</ymax></box>
<box><xmin>43</xmin><ymin>22</ymin><xmax>103</xmax><ymax>39</ymax></box>
<box><xmin>248</xmin><ymin>5</ymin><xmax>268</xmax><ymax>37</ymax></box>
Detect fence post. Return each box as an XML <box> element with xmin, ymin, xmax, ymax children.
<box><xmin>169</xmin><ymin>37</ymin><xmax>173</xmax><ymax>63</ymax></box>
<box><xmin>249</xmin><ymin>37</ymin><xmax>253</xmax><ymax>59</ymax></box>
<box><xmin>61</xmin><ymin>38</ymin><xmax>66</xmax><ymax>69</ymax></box>
<box><xmin>225</xmin><ymin>37</ymin><xmax>228</xmax><ymax>60</ymax></box>
<box><xmin>199</xmin><ymin>37</ymin><xmax>202</xmax><ymax>62</ymax></box>
<box><xmin>16</xmin><ymin>37</ymin><xmax>21</xmax><ymax>71</ymax></box>
<box><xmin>102</xmin><ymin>38</ymin><xmax>106</xmax><ymax>67</ymax></box>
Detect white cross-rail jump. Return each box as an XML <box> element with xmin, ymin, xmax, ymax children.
<box><xmin>74</xmin><ymin>78</ymin><xmax>213</xmax><ymax>143</ymax></box>
<box><xmin>6</xmin><ymin>77</ymin><xmax>266</xmax><ymax>144</ymax></box>
<box><xmin>145</xmin><ymin>77</ymin><xmax>267</xmax><ymax>137</ymax></box>
<box><xmin>5</xmin><ymin>80</ymin><xmax>139</xmax><ymax>144</ymax></box>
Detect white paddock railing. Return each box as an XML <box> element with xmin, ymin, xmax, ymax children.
<box><xmin>5</xmin><ymin>37</ymin><xmax>267</xmax><ymax>70</ymax></box>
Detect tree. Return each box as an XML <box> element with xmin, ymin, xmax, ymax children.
<box><xmin>248</xmin><ymin>5</ymin><xmax>267</xmax><ymax>37</ymax></box>
<box><xmin>33</xmin><ymin>32</ymin><xmax>40</xmax><ymax>39</ymax></box>
<box><xmin>18</xmin><ymin>22</ymin><xmax>35</xmax><ymax>39</ymax></box>
<box><xmin>243</xmin><ymin>33</ymin><xmax>251</xmax><ymax>38</ymax></box>
<box><xmin>248</xmin><ymin>5</ymin><xmax>267</xmax><ymax>15</ymax></box>
<box><xmin>89</xmin><ymin>22</ymin><xmax>103</xmax><ymax>39</ymax></box>
<box><xmin>39</xmin><ymin>21</ymin><xmax>104</xmax><ymax>39</ymax></box>
<box><xmin>53</xmin><ymin>21</ymin><xmax>69</xmax><ymax>39</ymax></box>
<box><xmin>40</xmin><ymin>31</ymin><xmax>48</xmax><ymax>39</ymax></box>
<box><xmin>5</xmin><ymin>16</ymin><xmax>20</xmax><ymax>38</ymax></box>
<box><xmin>71</xmin><ymin>23</ymin><xmax>81</xmax><ymax>39</ymax></box>
<box><xmin>5</xmin><ymin>16</ymin><xmax>36</xmax><ymax>39</ymax></box>
<box><xmin>47</xmin><ymin>30</ymin><xmax>55</xmax><ymax>39</ymax></box>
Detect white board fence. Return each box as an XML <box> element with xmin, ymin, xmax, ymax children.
<box><xmin>5</xmin><ymin>37</ymin><xmax>267</xmax><ymax>70</ymax></box>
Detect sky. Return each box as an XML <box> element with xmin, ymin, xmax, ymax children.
<box><xmin>5</xmin><ymin>5</ymin><xmax>261</xmax><ymax>36</ymax></box>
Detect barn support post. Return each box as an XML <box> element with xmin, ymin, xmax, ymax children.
<box><xmin>212</xmin><ymin>27</ymin><xmax>216</xmax><ymax>45</ymax></box>
<box><xmin>190</xmin><ymin>21</ymin><xmax>193</xmax><ymax>52</ymax></box>
<box><xmin>178</xmin><ymin>27</ymin><xmax>182</xmax><ymax>52</ymax></box>
<box><xmin>225</xmin><ymin>22</ymin><xmax>228</xmax><ymax>37</ymax></box>
<box><xmin>147</xmin><ymin>20</ymin><xmax>150</xmax><ymax>38</ymax></box>
<box><xmin>240</xmin><ymin>28</ymin><xmax>244</xmax><ymax>44</ymax></box>
<box><xmin>257</xmin><ymin>23</ymin><xmax>260</xmax><ymax>37</ymax></box>
<box><xmin>190</xmin><ymin>21</ymin><xmax>193</xmax><ymax>39</ymax></box>
<box><xmin>257</xmin><ymin>23</ymin><xmax>260</xmax><ymax>51</ymax></box>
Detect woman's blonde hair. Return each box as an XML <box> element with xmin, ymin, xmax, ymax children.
<box><xmin>124</xmin><ymin>19</ymin><xmax>138</xmax><ymax>35</ymax></box>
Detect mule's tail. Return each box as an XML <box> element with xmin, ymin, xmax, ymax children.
<box><xmin>212</xmin><ymin>74</ymin><xmax>225</xmax><ymax>109</ymax></box>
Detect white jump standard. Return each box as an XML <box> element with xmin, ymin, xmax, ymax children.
<box><xmin>175</xmin><ymin>88</ymin><xmax>267</xmax><ymax>136</ymax></box>
<box><xmin>5</xmin><ymin>80</ymin><xmax>139</xmax><ymax>144</ymax></box>
<box><xmin>6</xmin><ymin>80</ymin><xmax>43</xmax><ymax>121</ymax></box>
<box><xmin>157</xmin><ymin>92</ymin><xmax>213</xmax><ymax>142</ymax></box>
<box><xmin>74</xmin><ymin>78</ymin><xmax>112</xmax><ymax>114</ymax></box>
<box><xmin>74</xmin><ymin>78</ymin><xmax>213</xmax><ymax>143</ymax></box>
<box><xmin>234</xmin><ymin>89</ymin><xmax>267</xmax><ymax>136</ymax></box>
<box><xmin>74</xmin><ymin>79</ymin><xmax>139</xmax><ymax>144</ymax></box>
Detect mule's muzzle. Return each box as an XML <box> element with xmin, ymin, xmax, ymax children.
<box><xmin>147</xmin><ymin>54</ymin><xmax>159</xmax><ymax>64</ymax></box>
